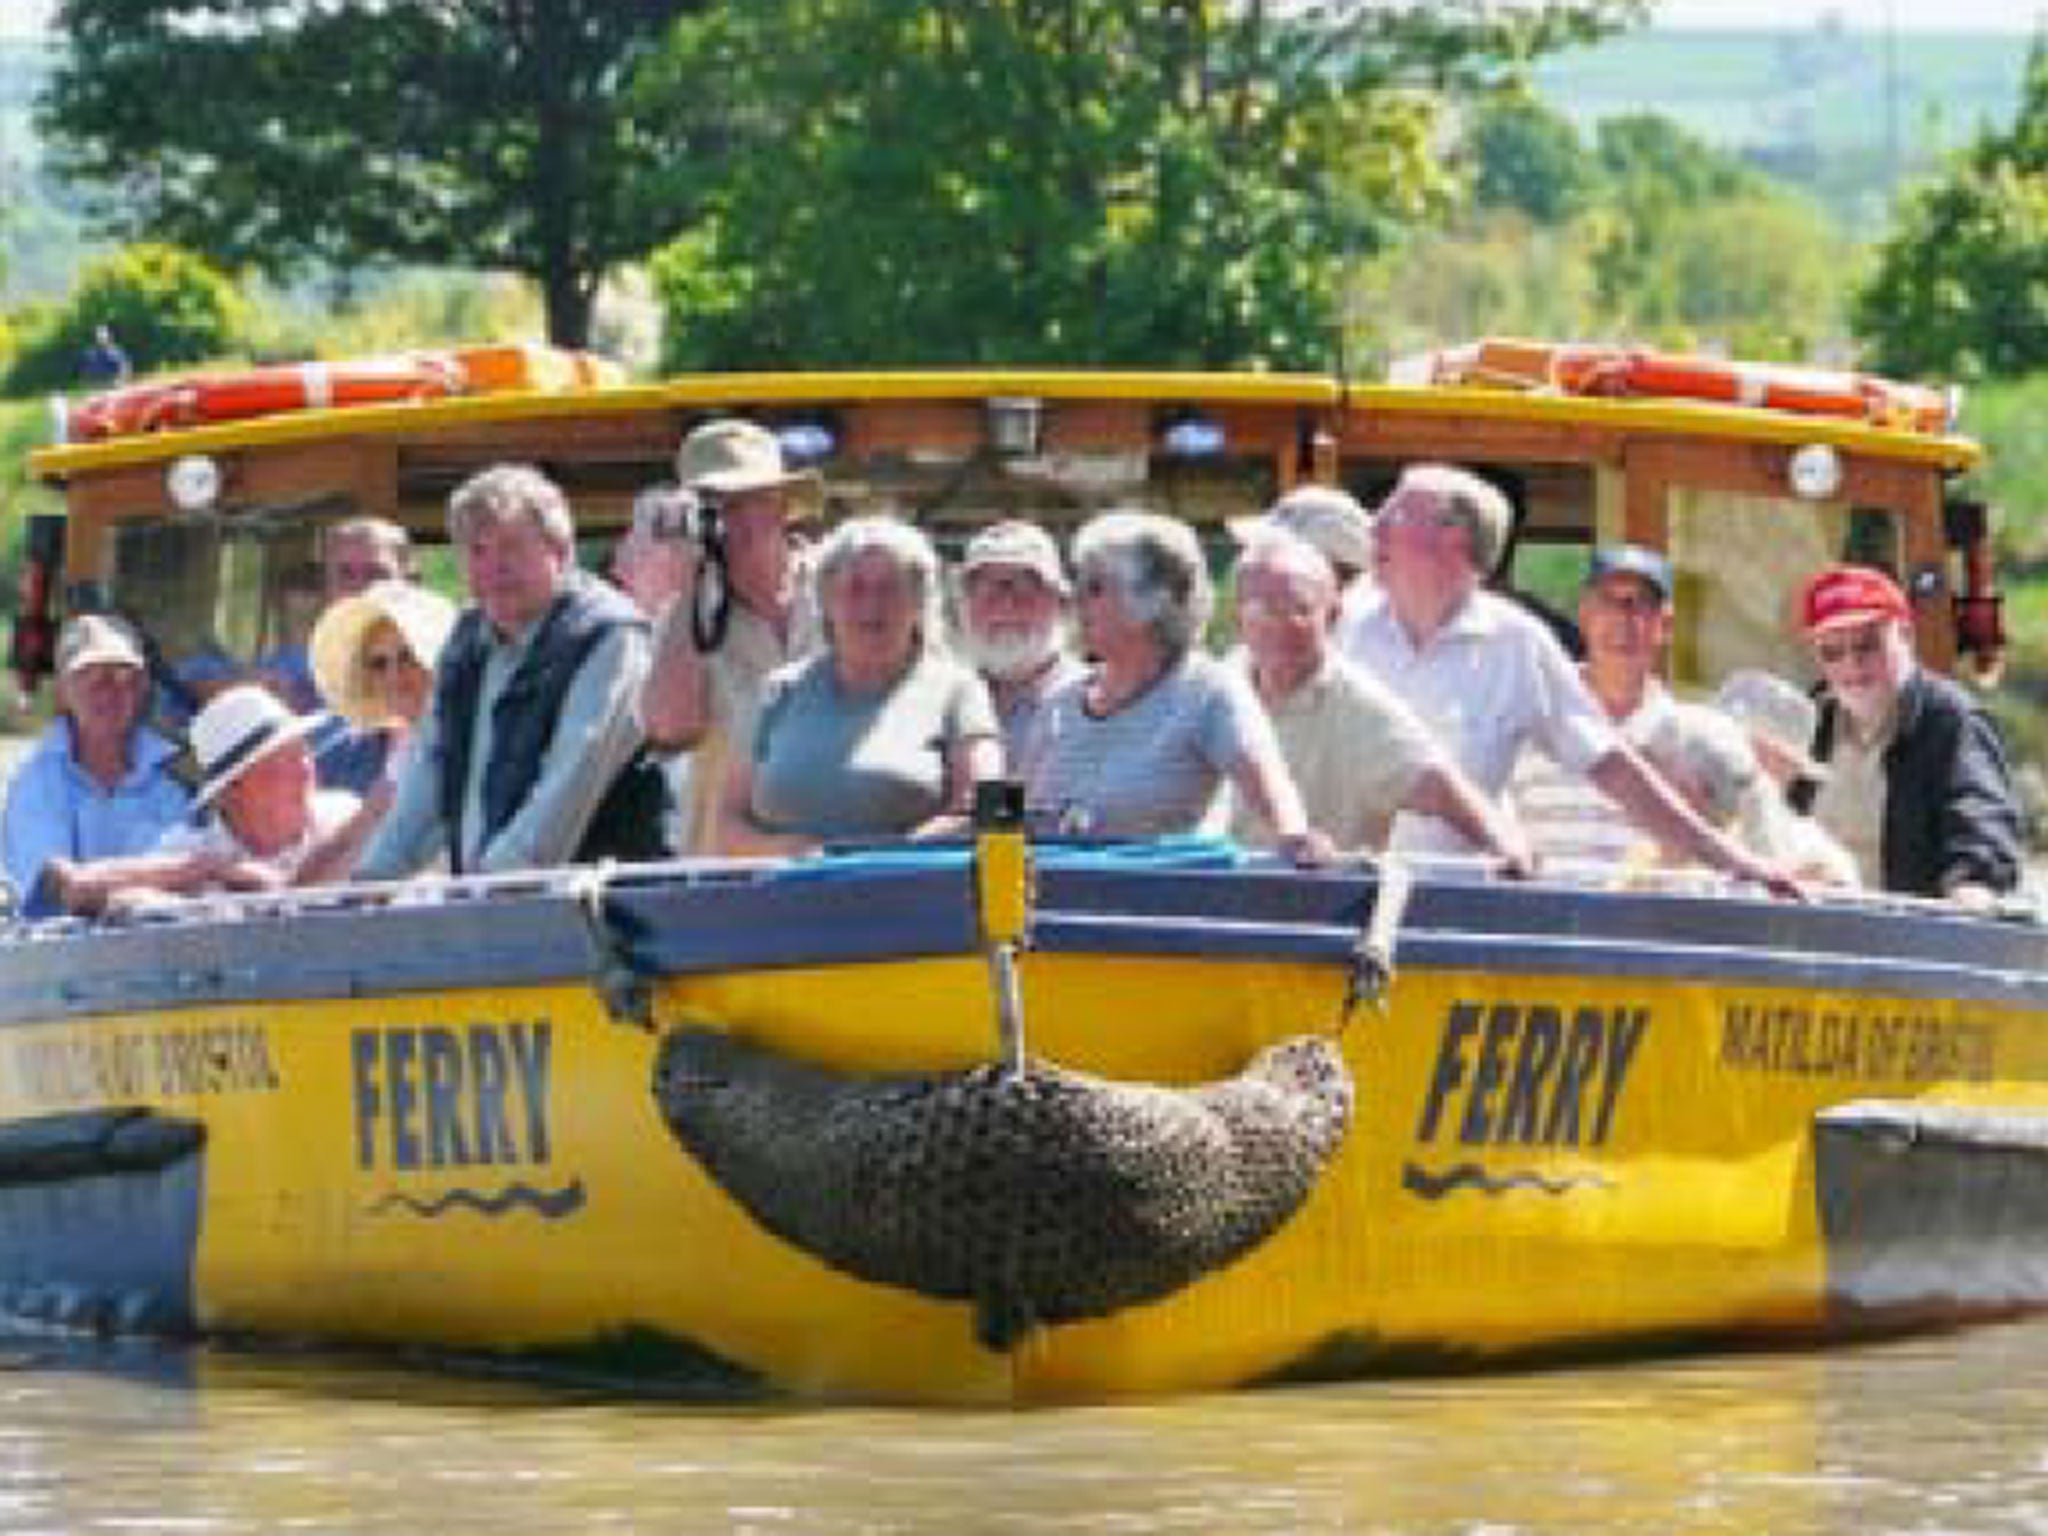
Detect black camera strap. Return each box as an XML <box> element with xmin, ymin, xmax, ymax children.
<box><xmin>691</xmin><ymin>512</ymin><xmax>733</xmax><ymax>653</ymax></box>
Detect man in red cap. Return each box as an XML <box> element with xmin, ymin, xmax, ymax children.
<box><xmin>1796</xmin><ymin>563</ymin><xmax>2022</xmax><ymax>906</ymax></box>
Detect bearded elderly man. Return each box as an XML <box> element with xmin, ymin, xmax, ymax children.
<box><xmin>1794</xmin><ymin>564</ymin><xmax>2022</xmax><ymax>907</ymax></box>
<box><xmin>953</xmin><ymin>521</ymin><xmax>1085</xmax><ymax>775</ymax></box>
<box><xmin>1227</xmin><ymin>529</ymin><xmax>1532</xmax><ymax>872</ymax></box>
<box><xmin>354</xmin><ymin>463</ymin><xmax>667</xmax><ymax>879</ymax></box>
<box><xmin>1337</xmin><ymin>462</ymin><xmax>1797</xmax><ymax>894</ymax></box>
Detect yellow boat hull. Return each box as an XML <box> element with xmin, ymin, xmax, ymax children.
<box><xmin>0</xmin><ymin>853</ymin><xmax>2040</xmax><ymax>1404</ymax></box>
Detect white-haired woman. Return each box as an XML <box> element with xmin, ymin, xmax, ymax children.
<box><xmin>1024</xmin><ymin>509</ymin><xmax>1329</xmax><ymax>865</ymax></box>
<box><xmin>713</xmin><ymin>516</ymin><xmax>1001</xmax><ymax>854</ymax></box>
<box><xmin>1633</xmin><ymin>702</ymin><xmax>1857</xmax><ymax>889</ymax></box>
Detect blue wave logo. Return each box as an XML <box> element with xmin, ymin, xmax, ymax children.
<box><xmin>1401</xmin><ymin>1162</ymin><xmax>1612</xmax><ymax>1200</ymax></box>
<box><xmin>368</xmin><ymin>1179</ymin><xmax>587</xmax><ymax>1220</ymax></box>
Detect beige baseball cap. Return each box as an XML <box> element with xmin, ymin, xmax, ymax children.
<box><xmin>1227</xmin><ymin>486</ymin><xmax>1374</xmax><ymax>575</ymax></box>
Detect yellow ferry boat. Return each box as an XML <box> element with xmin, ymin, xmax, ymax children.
<box><xmin>4</xmin><ymin>343</ymin><xmax>2041</xmax><ymax>1405</ymax></box>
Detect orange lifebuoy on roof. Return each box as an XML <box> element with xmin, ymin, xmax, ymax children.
<box><xmin>64</xmin><ymin>353</ymin><xmax>466</xmax><ymax>442</ymax></box>
<box><xmin>1402</xmin><ymin>338</ymin><xmax>1956</xmax><ymax>435</ymax></box>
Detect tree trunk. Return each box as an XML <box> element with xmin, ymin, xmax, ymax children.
<box><xmin>543</xmin><ymin>271</ymin><xmax>593</xmax><ymax>350</ymax></box>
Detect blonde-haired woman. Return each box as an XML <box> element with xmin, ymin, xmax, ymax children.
<box><xmin>309</xmin><ymin>579</ymin><xmax>458</xmax><ymax>787</ymax></box>
<box><xmin>715</xmin><ymin>516</ymin><xmax>1001</xmax><ymax>855</ymax></box>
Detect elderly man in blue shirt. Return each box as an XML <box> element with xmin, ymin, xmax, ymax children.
<box><xmin>2</xmin><ymin>614</ymin><xmax>193</xmax><ymax>917</ymax></box>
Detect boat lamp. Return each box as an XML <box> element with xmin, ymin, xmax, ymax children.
<box><xmin>165</xmin><ymin>453</ymin><xmax>223</xmax><ymax>515</ymax></box>
<box><xmin>986</xmin><ymin>397</ymin><xmax>1044</xmax><ymax>457</ymax></box>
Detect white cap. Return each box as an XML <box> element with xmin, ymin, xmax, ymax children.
<box><xmin>1228</xmin><ymin>485</ymin><xmax>1374</xmax><ymax>574</ymax></box>
<box><xmin>960</xmin><ymin>520</ymin><xmax>1070</xmax><ymax>595</ymax></box>
<box><xmin>57</xmin><ymin>614</ymin><xmax>145</xmax><ymax>677</ymax></box>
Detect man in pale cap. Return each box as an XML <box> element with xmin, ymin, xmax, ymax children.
<box><xmin>1791</xmin><ymin>563</ymin><xmax>2021</xmax><ymax>905</ymax></box>
<box><xmin>1338</xmin><ymin>462</ymin><xmax>1797</xmax><ymax>894</ymax></box>
<box><xmin>2</xmin><ymin>614</ymin><xmax>193</xmax><ymax>917</ymax></box>
<box><xmin>1228</xmin><ymin>484</ymin><xmax>1375</xmax><ymax>592</ymax></box>
<box><xmin>953</xmin><ymin>519</ymin><xmax>1084</xmax><ymax>771</ymax></box>
<box><xmin>638</xmin><ymin>419</ymin><xmax>825</xmax><ymax>854</ymax></box>
<box><xmin>355</xmin><ymin>462</ymin><xmax>668</xmax><ymax>879</ymax></box>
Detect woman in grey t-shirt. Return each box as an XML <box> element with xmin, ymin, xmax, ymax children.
<box><xmin>1024</xmin><ymin>509</ymin><xmax>1329</xmax><ymax>866</ymax></box>
<box><xmin>715</xmin><ymin>517</ymin><xmax>1001</xmax><ymax>853</ymax></box>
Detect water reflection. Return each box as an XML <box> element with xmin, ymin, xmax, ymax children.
<box><xmin>3</xmin><ymin>1320</ymin><xmax>2048</xmax><ymax>1533</ymax></box>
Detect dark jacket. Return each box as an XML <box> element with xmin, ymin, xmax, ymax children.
<box><xmin>1805</xmin><ymin>668</ymin><xmax>2023</xmax><ymax>898</ymax></box>
<box><xmin>434</xmin><ymin>571</ymin><xmax>668</xmax><ymax>872</ymax></box>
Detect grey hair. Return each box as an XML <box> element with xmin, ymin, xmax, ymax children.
<box><xmin>323</xmin><ymin>516</ymin><xmax>416</xmax><ymax>576</ymax></box>
<box><xmin>1236</xmin><ymin>526</ymin><xmax>1337</xmax><ymax>601</ymax></box>
<box><xmin>1398</xmin><ymin>463</ymin><xmax>1514</xmax><ymax>576</ymax></box>
<box><xmin>446</xmin><ymin>464</ymin><xmax>576</xmax><ymax>554</ymax></box>
<box><xmin>1072</xmin><ymin>509</ymin><xmax>1213</xmax><ymax>655</ymax></box>
<box><xmin>813</xmin><ymin>514</ymin><xmax>946</xmax><ymax>655</ymax></box>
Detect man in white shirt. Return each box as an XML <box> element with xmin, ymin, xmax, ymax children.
<box><xmin>1338</xmin><ymin>463</ymin><xmax>1795</xmax><ymax>892</ymax></box>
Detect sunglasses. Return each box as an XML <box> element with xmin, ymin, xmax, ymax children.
<box><xmin>1813</xmin><ymin>629</ymin><xmax>1886</xmax><ymax>667</ymax></box>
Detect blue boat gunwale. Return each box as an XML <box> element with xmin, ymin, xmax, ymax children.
<box><xmin>0</xmin><ymin>853</ymin><xmax>2040</xmax><ymax>1025</ymax></box>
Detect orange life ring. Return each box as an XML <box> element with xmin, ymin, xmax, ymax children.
<box><xmin>1549</xmin><ymin>346</ymin><xmax>1955</xmax><ymax>434</ymax></box>
<box><xmin>65</xmin><ymin>353</ymin><xmax>465</xmax><ymax>442</ymax></box>
<box><xmin>1403</xmin><ymin>339</ymin><xmax>1954</xmax><ymax>435</ymax></box>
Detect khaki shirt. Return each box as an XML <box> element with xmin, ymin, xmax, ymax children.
<box><xmin>1811</xmin><ymin>704</ymin><xmax>1897</xmax><ymax>889</ymax></box>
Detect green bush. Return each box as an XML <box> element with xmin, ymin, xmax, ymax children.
<box><xmin>3</xmin><ymin>242</ymin><xmax>249</xmax><ymax>397</ymax></box>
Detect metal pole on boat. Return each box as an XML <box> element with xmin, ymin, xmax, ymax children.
<box><xmin>973</xmin><ymin>781</ymin><xmax>1033</xmax><ymax>1075</ymax></box>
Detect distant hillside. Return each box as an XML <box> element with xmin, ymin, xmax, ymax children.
<box><xmin>1535</xmin><ymin>26</ymin><xmax>2030</xmax><ymax>231</ymax></box>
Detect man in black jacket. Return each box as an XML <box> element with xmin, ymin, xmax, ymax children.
<box><xmin>353</xmin><ymin>464</ymin><xmax>667</xmax><ymax>878</ymax></box>
<box><xmin>1796</xmin><ymin>563</ymin><xmax>2023</xmax><ymax>908</ymax></box>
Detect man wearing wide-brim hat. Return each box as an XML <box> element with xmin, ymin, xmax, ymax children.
<box><xmin>1792</xmin><ymin>563</ymin><xmax>2022</xmax><ymax>906</ymax></box>
<box><xmin>43</xmin><ymin>684</ymin><xmax>378</xmax><ymax>914</ymax></box>
<box><xmin>2</xmin><ymin>613</ymin><xmax>193</xmax><ymax>918</ymax></box>
<box><xmin>639</xmin><ymin>418</ymin><xmax>826</xmax><ymax>854</ymax></box>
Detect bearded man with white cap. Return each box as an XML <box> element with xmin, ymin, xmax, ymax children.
<box><xmin>2</xmin><ymin>614</ymin><xmax>193</xmax><ymax>917</ymax></box>
<box><xmin>953</xmin><ymin>520</ymin><xmax>1084</xmax><ymax>772</ymax></box>
<box><xmin>639</xmin><ymin>419</ymin><xmax>825</xmax><ymax>854</ymax></box>
<box><xmin>43</xmin><ymin>684</ymin><xmax>377</xmax><ymax>915</ymax></box>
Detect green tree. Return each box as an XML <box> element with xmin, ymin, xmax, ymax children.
<box><xmin>1469</xmin><ymin>94</ymin><xmax>1596</xmax><ymax>224</ymax></box>
<box><xmin>4</xmin><ymin>241</ymin><xmax>247</xmax><ymax>396</ymax></box>
<box><xmin>37</xmin><ymin>1</ymin><xmax>705</xmax><ymax>347</ymax></box>
<box><xmin>1855</xmin><ymin>36</ymin><xmax>2048</xmax><ymax>380</ymax></box>
<box><xmin>652</xmin><ymin>0</ymin><xmax>1647</xmax><ymax>371</ymax></box>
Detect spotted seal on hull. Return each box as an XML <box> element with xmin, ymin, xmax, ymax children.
<box><xmin>652</xmin><ymin>1028</ymin><xmax>1353</xmax><ymax>1350</ymax></box>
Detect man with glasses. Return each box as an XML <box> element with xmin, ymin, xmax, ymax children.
<box><xmin>1795</xmin><ymin>564</ymin><xmax>2021</xmax><ymax>906</ymax></box>
<box><xmin>1338</xmin><ymin>462</ymin><xmax>1796</xmax><ymax>895</ymax></box>
<box><xmin>638</xmin><ymin>420</ymin><xmax>824</xmax><ymax>854</ymax></box>
<box><xmin>953</xmin><ymin>521</ymin><xmax>1084</xmax><ymax>773</ymax></box>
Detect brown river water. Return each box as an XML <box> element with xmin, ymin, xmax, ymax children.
<box><xmin>2</xmin><ymin>1318</ymin><xmax>2047</xmax><ymax>1534</ymax></box>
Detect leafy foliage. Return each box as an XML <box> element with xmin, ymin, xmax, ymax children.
<box><xmin>1854</xmin><ymin>38</ymin><xmax>2048</xmax><ymax>380</ymax></box>
<box><xmin>37</xmin><ymin>1</ymin><xmax>706</xmax><ymax>346</ymax></box>
<box><xmin>1355</xmin><ymin>105</ymin><xmax>1847</xmax><ymax>363</ymax></box>
<box><xmin>652</xmin><ymin>0</ymin><xmax>1647</xmax><ymax>371</ymax></box>
<box><xmin>3</xmin><ymin>242</ymin><xmax>246</xmax><ymax>396</ymax></box>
